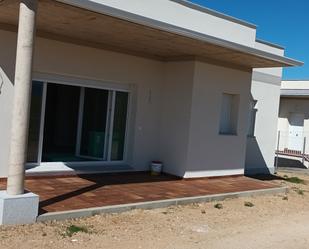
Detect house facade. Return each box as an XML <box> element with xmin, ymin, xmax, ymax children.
<box><xmin>0</xmin><ymin>0</ymin><xmax>302</xmax><ymax>224</ymax></box>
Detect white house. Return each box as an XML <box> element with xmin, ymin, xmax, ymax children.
<box><xmin>0</xmin><ymin>0</ymin><xmax>302</xmax><ymax>225</ymax></box>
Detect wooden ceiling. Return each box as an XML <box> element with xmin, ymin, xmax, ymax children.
<box><xmin>0</xmin><ymin>0</ymin><xmax>298</xmax><ymax>69</ymax></box>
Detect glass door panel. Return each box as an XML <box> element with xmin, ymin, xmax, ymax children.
<box><xmin>111</xmin><ymin>91</ymin><xmax>129</xmax><ymax>161</ymax></box>
<box><xmin>27</xmin><ymin>81</ymin><xmax>44</xmax><ymax>163</ymax></box>
<box><xmin>42</xmin><ymin>83</ymin><xmax>80</xmax><ymax>162</ymax></box>
<box><xmin>80</xmin><ymin>88</ymin><xmax>109</xmax><ymax>159</ymax></box>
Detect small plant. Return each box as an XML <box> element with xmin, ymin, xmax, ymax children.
<box><xmin>214</xmin><ymin>203</ymin><xmax>223</xmax><ymax>209</ymax></box>
<box><xmin>296</xmin><ymin>189</ymin><xmax>304</xmax><ymax>195</ymax></box>
<box><xmin>284</xmin><ymin>176</ymin><xmax>305</xmax><ymax>184</ymax></box>
<box><xmin>201</xmin><ymin>209</ymin><xmax>206</xmax><ymax>214</ymax></box>
<box><xmin>63</xmin><ymin>225</ymin><xmax>89</xmax><ymax>237</ymax></box>
<box><xmin>282</xmin><ymin>196</ymin><xmax>288</xmax><ymax>200</ymax></box>
<box><xmin>244</xmin><ymin>201</ymin><xmax>254</xmax><ymax>207</ymax></box>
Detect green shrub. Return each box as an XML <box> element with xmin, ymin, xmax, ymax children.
<box><xmin>214</xmin><ymin>203</ymin><xmax>223</xmax><ymax>209</ymax></box>
<box><xmin>64</xmin><ymin>225</ymin><xmax>89</xmax><ymax>237</ymax></box>
<box><xmin>296</xmin><ymin>189</ymin><xmax>305</xmax><ymax>195</ymax></box>
<box><xmin>284</xmin><ymin>176</ymin><xmax>305</xmax><ymax>184</ymax></box>
<box><xmin>244</xmin><ymin>201</ymin><xmax>254</xmax><ymax>207</ymax></box>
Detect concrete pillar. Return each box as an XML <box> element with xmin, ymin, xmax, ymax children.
<box><xmin>7</xmin><ymin>0</ymin><xmax>38</xmax><ymax>195</ymax></box>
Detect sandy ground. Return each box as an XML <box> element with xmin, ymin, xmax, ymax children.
<box><xmin>1</xmin><ymin>170</ymin><xmax>309</xmax><ymax>249</ymax></box>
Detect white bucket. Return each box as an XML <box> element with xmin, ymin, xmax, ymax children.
<box><xmin>151</xmin><ymin>161</ymin><xmax>163</xmax><ymax>175</ymax></box>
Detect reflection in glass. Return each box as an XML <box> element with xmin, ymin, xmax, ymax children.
<box><xmin>111</xmin><ymin>92</ymin><xmax>128</xmax><ymax>161</ymax></box>
<box><xmin>80</xmin><ymin>88</ymin><xmax>109</xmax><ymax>159</ymax></box>
<box><xmin>27</xmin><ymin>81</ymin><xmax>43</xmax><ymax>163</ymax></box>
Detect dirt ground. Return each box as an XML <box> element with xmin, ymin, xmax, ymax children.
<box><xmin>1</xmin><ymin>170</ymin><xmax>309</xmax><ymax>249</ymax></box>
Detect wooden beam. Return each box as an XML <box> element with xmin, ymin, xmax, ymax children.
<box><xmin>0</xmin><ymin>0</ymin><xmax>19</xmax><ymax>7</ymax></box>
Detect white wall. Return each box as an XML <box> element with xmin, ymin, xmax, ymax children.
<box><xmin>245</xmin><ymin>41</ymin><xmax>284</xmax><ymax>174</ymax></box>
<box><xmin>0</xmin><ymin>31</ymin><xmax>17</xmax><ymax>178</ymax></box>
<box><xmin>0</xmin><ymin>28</ymin><xmax>255</xmax><ymax>178</ymax></box>
<box><xmin>0</xmin><ymin>29</ymin><xmax>164</xmax><ymax>177</ymax></box>
<box><xmin>158</xmin><ymin>61</ymin><xmax>195</xmax><ymax>176</ymax></box>
<box><xmin>159</xmin><ymin>61</ymin><xmax>253</xmax><ymax>178</ymax></box>
<box><xmin>185</xmin><ymin>62</ymin><xmax>251</xmax><ymax>177</ymax></box>
<box><xmin>246</xmin><ymin>74</ymin><xmax>282</xmax><ymax>174</ymax></box>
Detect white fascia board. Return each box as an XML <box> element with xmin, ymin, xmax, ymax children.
<box><xmin>56</xmin><ymin>0</ymin><xmax>303</xmax><ymax>67</ymax></box>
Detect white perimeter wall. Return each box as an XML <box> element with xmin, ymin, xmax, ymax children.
<box><xmin>0</xmin><ymin>29</ymin><xmax>254</xmax><ymax>178</ymax></box>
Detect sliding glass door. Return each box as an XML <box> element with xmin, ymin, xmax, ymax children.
<box><xmin>77</xmin><ymin>88</ymin><xmax>109</xmax><ymax>160</ymax></box>
<box><xmin>27</xmin><ymin>80</ymin><xmax>129</xmax><ymax>165</ymax></box>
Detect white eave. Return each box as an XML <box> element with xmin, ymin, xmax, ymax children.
<box><xmin>56</xmin><ymin>0</ymin><xmax>303</xmax><ymax>68</ymax></box>
<box><xmin>281</xmin><ymin>89</ymin><xmax>309</xmax><ymax>97</ymax></box>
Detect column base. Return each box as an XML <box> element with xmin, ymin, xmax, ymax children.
<box><xmin>0</xmin><ymin>191</ymin><xmax>39</xmax><ymax>225</ymax></box>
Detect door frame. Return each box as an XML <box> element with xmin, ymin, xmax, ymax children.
<box><xmin>288</xmin><ymin>112</ymin><xmax>305</xmax><ymax>151</ymax></box>
<box><xmin>26</xmin><ymin>73</ymin><xmax>132</xmax><ymax>169</ymax></box>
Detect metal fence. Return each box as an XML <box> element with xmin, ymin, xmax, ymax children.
<box><xmin>275</xmin><ymin>130</ymin><xmax>309</xmax><ymax>169</ymax></box>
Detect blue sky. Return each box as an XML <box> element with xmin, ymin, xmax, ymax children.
<box><xmin>190</xmin><ymin>0</ymin><xmax>308</xmax><ymax>79</ymax></box>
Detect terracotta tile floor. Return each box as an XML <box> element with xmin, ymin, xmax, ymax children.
<box><xmin>0</xmin><ymin>172</ymin><xmax>279</xmax><ymax>214</ymax></box>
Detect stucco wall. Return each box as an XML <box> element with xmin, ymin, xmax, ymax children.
<box><xmin>0</xmin><ymin>29</ymin><xmax>164</xmax><ymax>177</ymax></box>
<box><xmin>0</xmin><ymin>28</ymin><xmax>254</xmax><ymax>178</ymax></box>
<box><xmin>246</xmin><ymin>73</ymin><xmax>282</xmax><ymax>174</ymax></box>
<box><xmin>245</xmin><ymin>41</ymin><xmax>283</xmax><ymax>174</ymax></box>
<box><xmin>0</xmin><ymin>31</ymin><xmax>17</xmax><ymax>178</ymax></box>
<box><xmin>158</xmin><ymin>61</ymin><xmax>253</xmax><ymax>178</ymax></box>
<box><xmin>158</xmin><ymin>61</ymin><xmax>195</xmax><ymax>176</ymax></box>
<box><xmin>184</xmin><ymin>62</ymin><xmax>252</xmax><ymax>177</ymax></box>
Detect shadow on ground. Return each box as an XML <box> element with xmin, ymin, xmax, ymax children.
<box><xmin>248</xmin><ymin>174</ymin><xmax>284</xmax><ymax>181</ymax></box>
<box><xmin>277</xmin><ymin>157</ymin><xmax>307</xmax><ymax>169</ymax></box>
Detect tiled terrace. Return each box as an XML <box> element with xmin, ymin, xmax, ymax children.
<box><xmin>0</xmin><ymin>172</ymin><xmax>280</xmax><ymax>214</ymax></box>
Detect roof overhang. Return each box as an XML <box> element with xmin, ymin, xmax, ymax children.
<box><xmin>0</xmin><ymin>0</ymin><xmax>303</xmax><ymax>70</ymax></box>
<box><xmin>281</xmin><ymin>89</ymin><xmax>309</xmax><ymax>98</ymax></box>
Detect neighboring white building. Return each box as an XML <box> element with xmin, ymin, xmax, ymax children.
<box><xmin>277</xmin><ymin>80</ymin><xmax>309</xmax><ymax>155</ymax></box>
<box><xmin>0</xmin><ymin>0</ymin><xmax>302</xmax><ymax>224</ymax></box>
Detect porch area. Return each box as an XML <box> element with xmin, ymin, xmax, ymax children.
<box><xmin>0</xmin><ymin>0</ymin><xmax>299</xmax><ymax>225</ymax></box>
<box><xmin>1</xmin><ymin>172</ymin><xmax>283</xmax><ymax>215</ymax></box>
